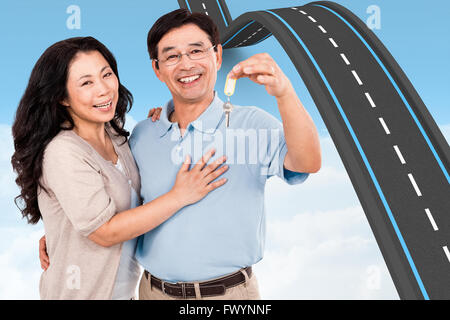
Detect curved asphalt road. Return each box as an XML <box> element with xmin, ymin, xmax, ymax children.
<box><xmin>178</xmin><ymin>0</ymin><xmax>450</xmax><ymax>300</ymax></box>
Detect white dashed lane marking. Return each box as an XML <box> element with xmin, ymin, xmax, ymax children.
<box><xmin>201</xmin><ymin>3</ymin><xmax>208</xmax><ymax>15</ymax></box>
<box><xmin>291</xmin><ymin>7</ymin><xmax>307</xmax><ymax>15</ymax></box>
<box><xmin>443</xmin><ymin>246</ymin><xmax>450</xmax><ymax>263</ymax></box>
<box><xmin>408</xmin><ymin>173</ymin><xmax>422</xmax><ymax>197</ymax></box>
<box><xmin>365</xmin><ymin>92</ymin><xmax>376</xmax><ymax>108</ymax></box>
<box><xmin>378</xmin><ymin>117</ymin><xmax>390</xmax><ymax>134</ymax></box>
<box><xmin>329</xmin><ymin>38</ymin><xmax>338</xmax><ymax>48</ymax></box>
<box><xmin>305</xmin><ymin>5</ymin><xmax>450</xmax><ymax>268</ymax></box>
<box><xmin>351</xmin><ymin>70</ymin><xmax>363</xmax><ymax>85</ymax></box>
<box><xmin>425</xmin><ymin>208</ymin><xmax>439</xmax><ymax>231</ymax></box>
<box><xmin>340</xmin><ymin>53</ymin><xmax>350</xmax><ymax>65</ymax></box>
<box><xmin>393</xmin><ymin>145</ymin><xmax>406</xmax><ymax>164</ymax></box>
<box><xmin>235</xmin><ymin>27</ymin><xmax>264</xmax><ymax>48</ymax></box>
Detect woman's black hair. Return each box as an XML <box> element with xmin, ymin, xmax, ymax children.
<box><xmin>11</xmin><ymin>36</ymin><xmax>133</xmax><ymax>224</ymax></box>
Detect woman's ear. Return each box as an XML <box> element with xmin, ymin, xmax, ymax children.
<box><xmin>60</xmin><ymin>99</ymin><xmax>70</xmax><ymax>107</ymax></box>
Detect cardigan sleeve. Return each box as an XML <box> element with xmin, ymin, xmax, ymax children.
<box><xmin>41</xmin><ymin>136</ymin><xmax>116</xmax><ymax>237</ymax></box>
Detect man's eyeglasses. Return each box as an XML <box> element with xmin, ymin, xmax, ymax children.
<box><xmin>155</xmin><ymin>45</ymin><xmax>216</xmax><ymax>67</ymax></box>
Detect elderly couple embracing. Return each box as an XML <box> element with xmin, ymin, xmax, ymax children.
<box><xmin>11</xmin><ymin>8</ymin><xmax>321</xmax><ymax>300</ymax></box>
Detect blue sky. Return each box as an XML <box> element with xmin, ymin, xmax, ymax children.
<box><xmin>0</xmin><ymin>0</ymin><xmax>448</xmax><ymax>299</ymax></box>
<box><xmin>1</xmin><ymin>0</ymin><xmax>449</xmax><ymax>128</ymax></box>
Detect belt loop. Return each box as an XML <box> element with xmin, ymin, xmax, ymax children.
<box><xmin>181</xmin><ymin>283</ymin><xmax>186</xmax><ymax>299</ymax></box>
<box><xmin>240</xmin><ymin>268</ymin><xmax>250</xmax><ymax>288</ymax></box>
<box><xmin>147</xmin><ymin>271</ymin><xmax>153</xmax><ymax>290</ymax></box>
<box><xmin>194</xmin><ymin>282</ymin><xmax>202</xmax><ymax>299</ymax></box>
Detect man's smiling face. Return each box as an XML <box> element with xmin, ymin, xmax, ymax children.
<box><xmin>153</xmin><ymin>23</ymin><xmax>222</xmax><ymax>105</ymax></box>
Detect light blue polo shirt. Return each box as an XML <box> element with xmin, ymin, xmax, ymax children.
<box><xmin>129</xmin><ymin>92</ymin><xmax>308</xmax><ymax>283</ymax></box>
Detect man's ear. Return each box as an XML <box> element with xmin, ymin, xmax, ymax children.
<box><xmin>152</xmin><ymin>60</ymin><xmax>164</xmax><ymax>82</ymax></box>
<box><xmin>215</xmin><ymin>44</ymin><xmax>223</xmax><ymax>71</ymax></box>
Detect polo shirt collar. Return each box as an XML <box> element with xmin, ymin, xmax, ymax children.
<box><xmin>158</xmin><ymin>91</ymin><xmax>224</xmax><ymax>137</ymax></box>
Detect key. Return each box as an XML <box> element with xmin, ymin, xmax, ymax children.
<box><xmin>223</xmin><ymin>100</ymin><xmax>233</xmax><ymax>128</ymax></box>
<box><xmin>224</xmin><ymin>74</ymin><xmax>236</xmax><ymax>96</ymax></box>
<box><xmin>223</xmin><ymin>74</ymin><xmax>236</xmax><ymax>128</ymax></box>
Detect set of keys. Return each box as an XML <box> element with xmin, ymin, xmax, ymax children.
<box><xmin>223</xmin><ymin>74</ymin><xmax>236</xmax><ymax>128</ymax></box>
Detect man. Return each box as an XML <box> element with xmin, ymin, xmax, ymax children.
<box><xmin>130</xmin><ymin>9</ymin><xmax>321</xmax><ymax>300</ymax></box>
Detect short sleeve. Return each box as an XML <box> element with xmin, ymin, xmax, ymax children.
<box><xmin>128</xmin><ymin>121</ymin><xmax>144</xmax><ymax>157</ymax></box>
<box><xmin>42</xmin><ymin>138</ymin><xmax>116</xmax><ymax>237</ymax></box>
<box><xmin>128</xmin><ymin>129</ymin><xmax>137</xmax><ymax>151</ymax></box>
<box><xmin>253</xmin><ymin>108</ymin><xmax>309</xmax><ymax>185</ymax></box>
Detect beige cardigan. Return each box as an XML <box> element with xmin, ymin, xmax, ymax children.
<box><xmin>38</xmin><ymin>126</ymin><xmax>140</xmax><ymax>299</ymax></box>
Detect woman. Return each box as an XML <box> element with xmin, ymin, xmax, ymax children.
<box><xmin>11</xmin><ymin>36</ymin><xmax>228</xmax><ymax>299</ymax></box>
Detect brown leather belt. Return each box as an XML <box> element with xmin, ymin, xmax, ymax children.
<box><xmin>144</xmin><ymin>267</ymin><xmax>252</xmax><ymax>299</ymax></box>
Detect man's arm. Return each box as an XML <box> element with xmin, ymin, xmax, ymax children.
<box><xmin>229</xmin><ymin>53</ymin><xmax>321</xmax><ymax>173</ymax></box>
<box><xmin>275</xmin><ymin>85</ymin><xmax>321</xmax><ymax>173</ymax></box>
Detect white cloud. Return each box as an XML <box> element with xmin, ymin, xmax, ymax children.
<box><xmin>264</xmin><ymin>135</ymin><xmax>361</xmax><ymax>218</ymax></box>
<box><xmin>255</xmin><ymin>125</ymin><xmax>448</xmax><ymax>299</ymax></box>
<box><xmin>0</xmin><ymin>125</ymin><xmax>22</xmax><ymax>226</ymax></box>
<box><xmin>0</xmin><ymin>124</ymin><xmax>42</xmax><ymax>299</ymax></box>
<box><xmin>124</xmin><ymin>114</ymin><xmax>138</xmax><ymax>133</ymax></box>
<box><xmin>0</xmin><ymin>125</ymin><xmax>19</xmax><ymax>199</ymax></box>
<box><xmin>0</xmin><ymin>117</ymin><xmax>141</xmax><ymax>299</ymax></box>
<box><xmin>0</xmin><ymin>128</ymin><xmax>412</xmax><ymax>299</ymax></box>
<box><xmin>254</xmin><ymin>206</ymin><xmax>399</xmax><ymax>299</ymax></box>
<box><xmin>0</xmin><ymin>226</ymin><xmax>43</xmax><ymax>299</ymax></box>
<box><xmin>439</xmin><ymin>123</ymin><xmax>450</xmax><ymax>143</ymax></box>
<box><xmin>257</xmin><ymin>134</ymin><xmax>400</xmax><ymax>299</ymax></box>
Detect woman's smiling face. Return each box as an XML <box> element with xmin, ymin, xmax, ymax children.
<box><xmin>63</xmin><ymin>50</ymin><xmax>119</xmax><ymax>128</ymax></box>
